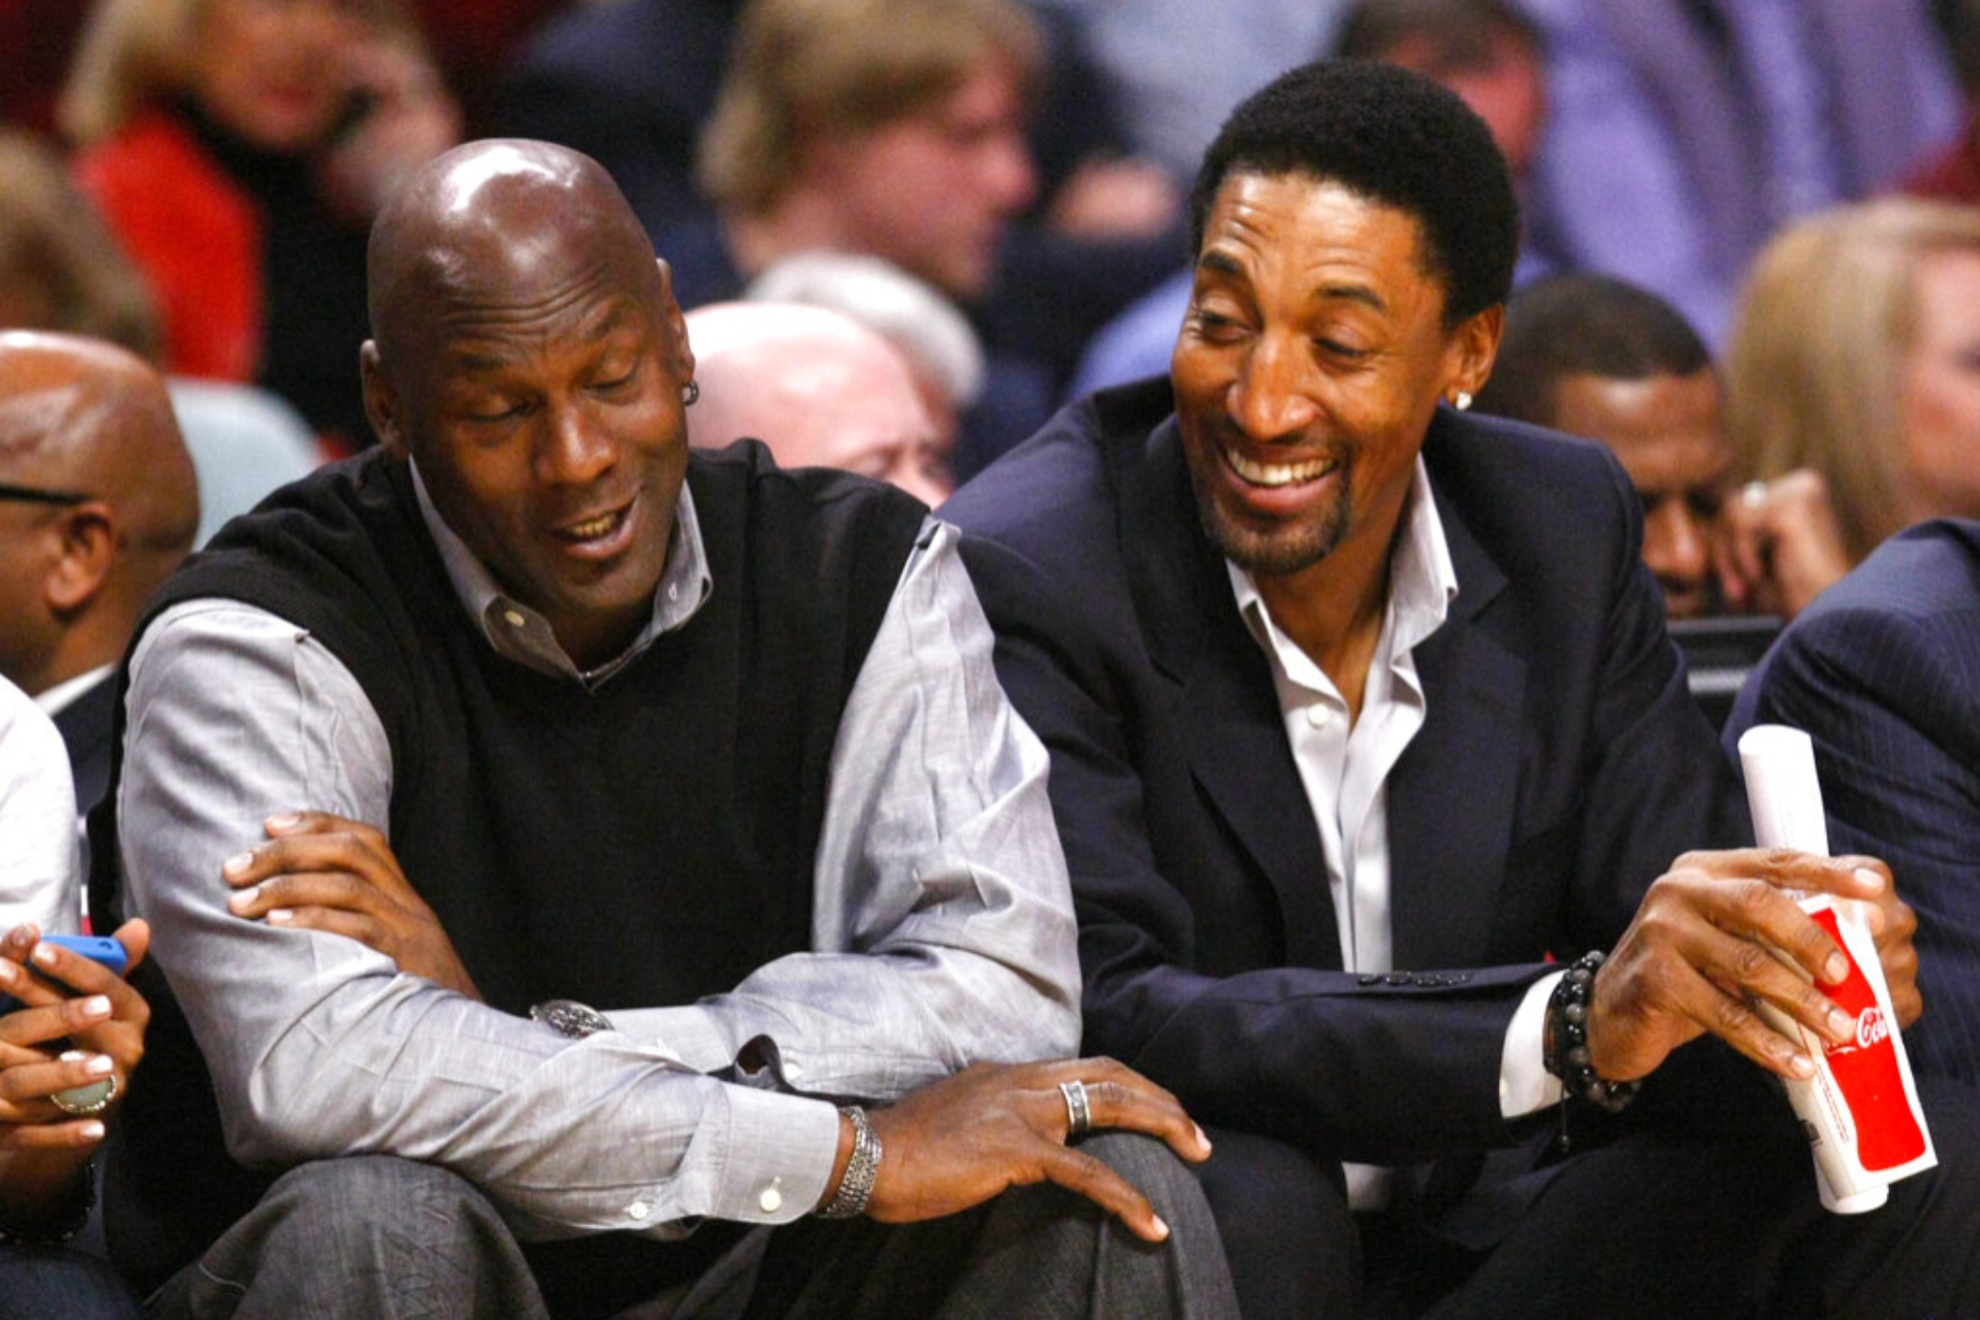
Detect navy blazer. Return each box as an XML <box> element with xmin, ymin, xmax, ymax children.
<box><xmin>944</xmin><ymin>379</ymin><xmax>1748</xmax><ymax>1168</ymax></box>
<box><xmin>1728</xmin><ymin>519</ymin><xmax>1980</xmax><ymax>1087</ymax></box>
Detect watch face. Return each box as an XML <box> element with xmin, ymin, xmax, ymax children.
<box><xmin>531</xmin><ymin>1000</ymin><xmax>614</xmax><ymax>1039</ymax></box>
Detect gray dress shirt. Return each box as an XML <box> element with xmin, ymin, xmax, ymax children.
<box><xmin>117</xmin><ymin>478</ymin><xmax>1079</xmax><ymax>1240</ymax></box>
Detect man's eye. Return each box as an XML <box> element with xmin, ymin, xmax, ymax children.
<box><xmin>1315</xmin><ymin>339</ymin><xmax>1368</xmax><ymax>361</ymax></box>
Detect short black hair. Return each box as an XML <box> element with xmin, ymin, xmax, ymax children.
<box><xmin>1187</xmin><ymin>59</ymin><xmax>1519</xmax><ymax>327</ymax></box>
<box><xmin>1473</xmin><ymin>273</ymin><xmax>1712</xmax><ymax>427</ymax></box>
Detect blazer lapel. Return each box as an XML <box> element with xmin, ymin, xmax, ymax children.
<box><xmin>1388</xmin><ymin>485</ymin><xmax>1525</xmax><ymax>973</ymax></box>
<box><xmin>1119</xmin><ymin>420</ymin><xmax>1343</xmax><ymax>970</ymax></box>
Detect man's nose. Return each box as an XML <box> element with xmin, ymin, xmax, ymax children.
<box><xmin>1229</xmin><ymin>334</ymin><xmax>1319</xmax><ymax>441</ymax></box>
<box><xmin>538</xmin><ymin>404</ymin><xmax>616</xmax><ymax>485</ymax></box>
<box><xmin>1645</xmin><ymin>500</ymin><xmax>1710</xmax><ymax>594</ymax></box>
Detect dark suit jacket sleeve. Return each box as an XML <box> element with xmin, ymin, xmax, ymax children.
<box><xmin>1730</xmin><ymin>525</ymin><xmax>1980</xmax><ymax>1085</ymax></box>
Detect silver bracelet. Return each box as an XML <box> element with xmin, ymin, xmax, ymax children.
<box><xmin>816</xmin><ymin>1105</ymin><xmax>882</xmax><ymax>1219</ymax></box>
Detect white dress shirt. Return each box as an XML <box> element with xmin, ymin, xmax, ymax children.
<box><xmin>1229</xmin><ymin>458</ymin><xmax>1561</xmax><ymax>1206</ymax></box>
<box><xmin>0</xmin><ymin>675</ymin><xmax>80</xmax><ymax>936</ymax></box>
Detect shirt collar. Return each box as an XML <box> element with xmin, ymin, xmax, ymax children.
<box><xmin>1229</xmin><ymin>454</ymin><xmax>1459</xmax><ymax>666</ymax></box>
<box><xmin>410</xmin><ymin>458</ymin><xmax>713</xmax><ymax>686</ymax></box>
<box><xmin>33</xmin><ymin>664</ymin><xmax>116</xmax><ymax>717</ymax></box>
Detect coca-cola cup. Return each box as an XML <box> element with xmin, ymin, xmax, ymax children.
<box><xmin>1737</xmin><ymin>724</ymin><xmax>1936</xmax><ymax>1213</ymax></box>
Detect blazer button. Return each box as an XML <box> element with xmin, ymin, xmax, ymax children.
<box><xmin>1358</xmin><ymin>974</ymin><xmax>1380</xmax><ymax>985</ymax></box>
<box><xmin>1385</xmin><ymin>971</ymin><xmax>1412</xmax><ymax>986</ymax></box>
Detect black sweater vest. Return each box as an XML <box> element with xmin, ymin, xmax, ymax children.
<box><xmin>97</xmin><ymin>444</ymin><xmax>926</xmax><ymax>1297</ymax></box>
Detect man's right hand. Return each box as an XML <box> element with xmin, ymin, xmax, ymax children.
<box><xmin>845</xmin><ymin>1057</ymin><xmax>1212</xmax><ymax>1243</ymax></box>
<box><xmin>224</xmin><ymin>812</ymin><xmax>481</xmax><ymax>1000</ymax></box>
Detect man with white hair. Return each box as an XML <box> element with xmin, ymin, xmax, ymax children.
<box><xmin>687</xmin><ymin>301</ymin><xmax>955</xmax><ymax>507</ymax></box>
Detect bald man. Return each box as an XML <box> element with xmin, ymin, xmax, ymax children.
<box><xmin>0</xmin><ymin>332</ymin><xmax>198</xmax><ymax>833</ymax></box>
<box><xmin>94</xmin><ymin>141</ymin><xmax>1232</xmax><ymax>1319</ymax></box>
<box><xmin>686</xmin><ymin>302</ymin><xmax>953</xmax><ymax>508</ymax></box>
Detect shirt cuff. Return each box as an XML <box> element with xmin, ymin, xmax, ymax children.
<box><xmin>702</xmin><ymin>1085</ymin><xmax>842</xmax><ymax>1225</ymax></box>
<box><xmin>1499</xmin><ymin>970</ymin><xmax>1567</xmax><ymax>1118</ymax></box>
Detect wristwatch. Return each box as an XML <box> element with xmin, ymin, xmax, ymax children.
<box><xmin>529</xmin><ymin>1000</ymin><xmax>615</xmax><ymax>1039</ymax></box>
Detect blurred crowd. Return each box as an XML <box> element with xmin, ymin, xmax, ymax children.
<box><xmin>0</xmin><ymin>0</ymin><xmax>1970</xmax><ymax>597</ymax></box>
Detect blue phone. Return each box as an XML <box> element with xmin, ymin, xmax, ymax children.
<box><xmin>40</xmin><ymin>934</ymin><xmax>130</xmax><ymax>978</ymax></box>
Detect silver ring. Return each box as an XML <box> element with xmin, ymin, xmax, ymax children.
<box><xmin>51</xmin><ymin>1070</ymin><xmax>119</xmax><ymax>1117</ymax></box>
<box><xmin>1059</xmin><ymin>1079</ymin><xmax>1092</xmax><ymax>1139</ymax></box>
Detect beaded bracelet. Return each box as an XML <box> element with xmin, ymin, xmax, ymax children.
<box><xmin>816</xmin><ymin>1105</ymin><xmax>881</xmax><ymax>1219</ymax></box>
<box><xmin>1543</xmin><ymin>951</ymin><xmax>1642</xmax><ymax>1148</ymax></box>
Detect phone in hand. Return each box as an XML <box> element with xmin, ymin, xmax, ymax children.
<box><xmin>0</xmin><ymin>933</ymin><xmax>130</xmax><ymax>1013</ymax></box>
<box><xmin>40</xmin><ymin>934</ymin><xmax>130</xmax><ymax>978</ymax></box>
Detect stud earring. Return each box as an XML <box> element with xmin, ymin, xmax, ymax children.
<box><xmin>682</xmin><ymin>379</ymin><xmax>700</xmax><ymax>407</ymax></box>
<box><xmin>1453</xmin><ymin>391</ymin><xmax>1473</xmax><ymax>411</ymax></box>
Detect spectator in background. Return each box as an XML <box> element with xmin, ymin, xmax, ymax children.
<box><xmin>686</xmin><ymin>302</ymin><xmax>954</xmax><ymax>507</ymax></box>
<box><xmin>0</xmin><ymin>125</ymin><xmax>323</xmax><ymax>546</ymax></box>
<box><xmin>743</xmin><ymin>251</ymin><xmax>986</xmax><ymax>455</ymax></box>
<box><xmin>1071</xmin><ymin>0</ymin><xmax>1551</xmax><ymax>400</ymax></box>
<box><xmin>1475</xmin><ymin>273</ymin><xmax>1848</xmax><ymax>621</ymax></box>
<box><xmin>679</xmin><ymin>0</ymin><xmax>1179</xmax><ymax>477</ymax></box>
<box><xmin>60</xmin><ymin>0</ymin><xmax>461</xmax><ymax>450</ymax></box>
<box><xmin>0</xmin><ymin>333</ymin><xmax>200</xmax><ymax>847</ymax></box>
<box><xmin>0</xmin><ymin>130</ymin><xmax>159</xmax><ymax>361</ymax></box>
<box><xmin>1518</xmin><ymin>0</ymin><xmax>1961</xmax><ymax>347</ymax></box>
<box><xmin>1724</xmin><ymin>199</ymin><xmax>1980</xmax><ymax>587</ymax></box>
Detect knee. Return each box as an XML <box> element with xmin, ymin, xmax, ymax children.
<box><xmin>1074</xmin><ymin>1131</ymin><xmax>1213</xmax><ymax>1226</ymax></box>
<box><xmin>225</xmin><ymin>1154</ymin><xmax>520</xmax><ymax>1286</ymax></box>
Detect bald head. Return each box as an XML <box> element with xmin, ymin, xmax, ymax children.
<box><xmin>0</xmin><ymin>330</ymin><xmax>199</xmax><ymax>693</ymax></box>
<box><xmin>686</xmin><ymin>302</ymin><xmax>951</xmax><ymax>506</ymax></box>
<box><xmin>366</xmin><ymin>140</ymin><xmax>670</xmax><ymax>387</ymax></box>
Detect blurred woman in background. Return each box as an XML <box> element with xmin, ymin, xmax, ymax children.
<box><xmin>1722</xmin><ymin>198</ymin><xmax>1980</xmax><ymax>606</ymax></box>
<box><xmin>59</xmin><ymin>0</ymin><xmax>460</xmax><ymax>450</ymax></box>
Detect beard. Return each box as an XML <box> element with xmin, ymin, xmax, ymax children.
<box><xmin>1190</xmin><ymin>446</ymin><xmax>1356</xmax><ymax>577</ymax></box>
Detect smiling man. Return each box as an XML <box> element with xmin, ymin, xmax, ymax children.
<box><xmin>944</xmin><ymin>61</ymin><xmax>1980</xmax><ymax>1317</ymax></box>
<box><xmin>90</xmin><ymin>140</ymin><xmax>1235</xmax><ymax>1319</ymax></box>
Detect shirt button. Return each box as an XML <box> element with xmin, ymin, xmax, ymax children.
<box><xmin>503</xmin><ymin>609</ymin><xmax>527</xmax><ymax>629</ymax></box>
<box><xmin>626</xmin><ymin>1200</ymin><xmax>651</xmax><ymax>1221</ymax></box>
<box><xmin>667</xmin><ymin>583</ymin><xmax>679</xmax><ymax>601</ymax></box>
<box><xmin>1305</xmin><ymin>705</ymin><xmax>1330</xmax><ymax>728</ymax></box>
<box><xmin>758</xmin><ymin>1185</ymin><xmax>783</xmax><ymax>1214</ymax></box>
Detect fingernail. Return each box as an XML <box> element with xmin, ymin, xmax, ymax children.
<box><xmin>227</xmin><ymin>887</ymin><xmax>258</xmax><ymax>913</ymax></box>
<box><xmin>1825</xmin><ymin>952</ymin><xmax>1851</xmax><ymax>984</ymax></box>
<box><xmin>1828</xmin><ymin>1007</ymin><xmax>1855</xmax><ymax>1039</ymax></box>
<box><xmin>59</xmin><ymin>1050</ymin><xmax>86</xmax><ymax>1063</ymax></box>
<box><xmin>30</xmin><ymin>943</ymin><xmax>56</xmax><ymax>968</ymax></box>
<box><xmin>224</xmin><ymin>852</ymin><xmax>254</xmax><ymax>877</ymax></box>
<box><xmin>1150</xmin><ymin>1214</ymin><xmax>1169</xmax><ymax>1240</ymax></box>
<box><xmin>80</xmin><ymin>1121</ymin><xmax>105</xmax><ymax>1141</ymax></box>
<box><xmin>1853</xmin><ymin>867</ymin><xmax>1883</xmax><ymax>892</ymax></box>
<box><xmin>85</xmin><ymin>1054</ymin><xmax>113</xmax><ymax>1076</ymax></box>
<box><xmin>1194</xmin><ymin>1123</ymin><xmax>1211</xmax><ymax>1151</ymax></box>
<box><xmin>1789</xmin><ymin>1053</ymin><xmax>1816</xmax><ymax>1079</ymax></box>
<box><xmin>268</xmin><ymin>909</ymin><xmax>293</xmax><ymax>926</ymax></box>
<box><xmin>0</xmin><ymin>962</ymin><xmax>16</xmax><ymax>984</ymax></box>
<box><xmin>267</xmin><ymin>812</ymin><xmax>302</xmax><ymax>830</ymax></box>
<box><xmin>81</xmin><ymin>996</ymin><xmax>111</xmax><ymax>1018</ymax></box>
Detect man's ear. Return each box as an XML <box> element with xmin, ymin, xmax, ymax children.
<box><xmin>44</xmin><ymin>502</ymin><xmax>117</xmax><ymax>614</ymax></box>
<box><xmin>654</xmin><ymin>259</ymin><xmax>696</xmax><ymax>388</ymax></box>
<box><xmin>1448</xmin><ymin>304</ymin><xmax>1505</xmax><ymax>401</ymax></box>
<box><xmin>360</xmin><ymin>341</ymin><xmax>409</xmax><ymax>459</ymax></box>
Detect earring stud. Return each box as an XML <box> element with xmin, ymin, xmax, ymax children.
<box><xmin>1453</xmin><ymin>391</ymin><xmax>1473</xmax><ymax>411</ymax></box>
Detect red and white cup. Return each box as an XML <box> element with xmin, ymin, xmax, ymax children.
<box><xmin>1737</xmin><ymin>724</ymin><xmax>1936</xmax><ymax>1213</ymax></box>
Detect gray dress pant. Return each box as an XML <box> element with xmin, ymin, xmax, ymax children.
<box><xmin>144</xmin><ymin>1132</ymin><xmax>1237</xmax><ymax>1320</ymax></box>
